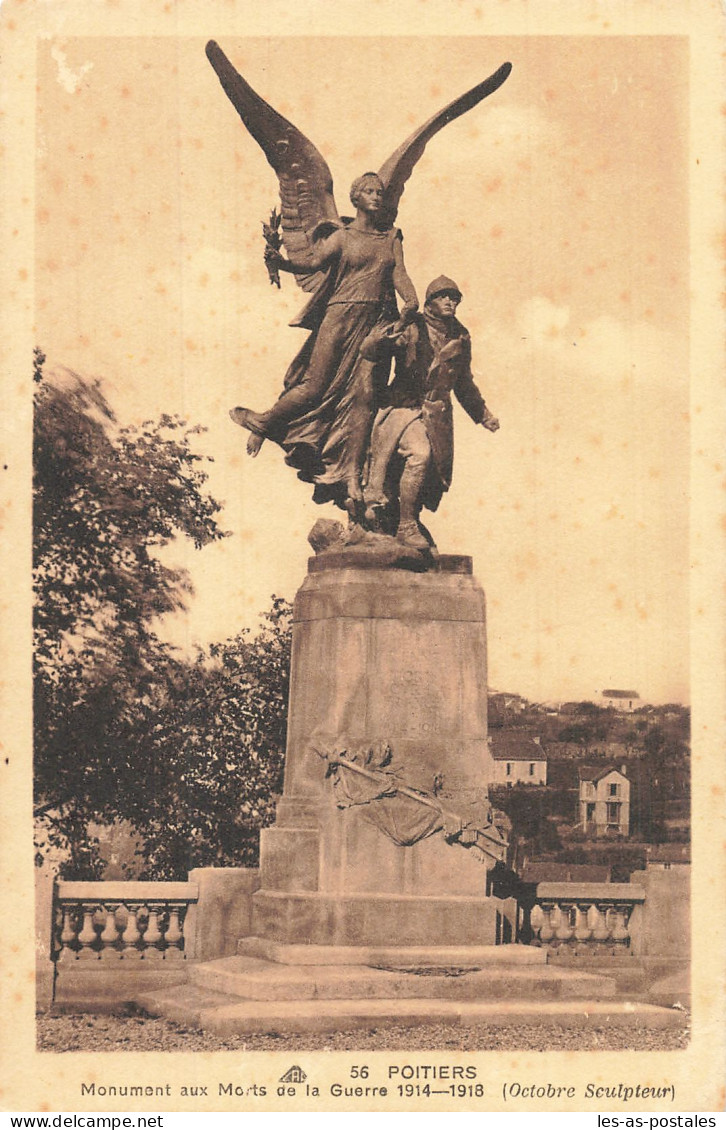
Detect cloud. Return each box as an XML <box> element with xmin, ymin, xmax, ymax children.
<box><xmin>445</xmin><ymin>299</ymin><xmax>690</xmax><ymax>700</ymax></box>
<box><xmin>518</xmin><ymin>296</ymin><xmax>571</xmax><ymax>340</ymax></box>
<box><xmin>509</xmin><ymin>298</ymin><xmax>687</xmax><ymax>397</ymax></box>
<box><xmin>420</xmin><ymin>103</ymin><xmax>564</xmax><ymax>179</ymax></box>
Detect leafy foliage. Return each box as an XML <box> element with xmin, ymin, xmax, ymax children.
<box><xmin>33</xmin><ymin>363</ymin><xmax>229</xmax><ymax>875</ymax></box>
<box><xmin>556</xmin><ymin>720</ymin><xmax>609</xmax><ymax>744</ymax></box>
<box><xmin>122</xmin><ymin>600</ymin><xmax>291</xmax><ymax>878</ymax></box>
<box><xmin>489</xmin><ymin>785</ymin><xmax>563</xmax><ymax>857</ymax></box>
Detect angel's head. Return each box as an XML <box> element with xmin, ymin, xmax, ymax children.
<box><xmin>350</xmin><ymin>172</ymin><xmax>384</xmax><ymax>214</ymax></box>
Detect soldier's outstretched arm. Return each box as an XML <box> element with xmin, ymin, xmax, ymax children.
<box><xmin>481</xmin><ymin>405</ymin><xmax>500</xmax><ymax>432</ymax></box>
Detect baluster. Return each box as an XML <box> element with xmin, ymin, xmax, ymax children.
<box><xmin>591</xmin><ymin>902</ymin><xmax>609</xmax><ymax>941</ymax></box>
<box><xmin>164</xmin><ymin>904</ymin><xmax>184</xmax><ymax>960</ymax></box>
<box><xmin>597</xmin><ymin>904</ymin><xmax>610</xmax><ymax>940</ymax></box>
<box><xmin>611</xmin><ymin>903</ymin><xmax>630</xmax><ymax>944</ymax></box>
<box><xmin>99</xmin><ymin>903</ymin><xmax>120</xmax><ymax>955</ymax></box>
<box><xmin>554</xmin><ymin>901</ymin><xmax>574</xmax><ymax>943</ymax></box>
<box><xmin>538</xmin><ymin>901</ymin><xmax>556</xmax><ymax>944</ymax></box>
<box><xmin>58</xmin><ymin>905</ymin><xmax>78</xmax><ymax>962</ymax></box>
<box><xmin>142</xmin><ymin>904</ymin><xmax>163</xmax><ymax>961</ymax></box>
<box><xmin>574</xmin><ymin>902</ymin><xmax>592</xmax><ymax>943</ymax></box>
<box><xmin>77</xmin><ymin>903</ymin><xmax>100</xmax><ymax>960</ymax></box>
<box><xmin>120</xmin><ymin>902</ymin><xmax>142</xmax><ymax>959</ymax></box>
<box><xmin>144</xmin><ymin>905</ymin><xmax>162</xmax><ymax>947</ymax></box>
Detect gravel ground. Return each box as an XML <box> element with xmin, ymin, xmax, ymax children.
<box><xmin>37</xmin><ymin>1011</ymin><xmax>690</xmax><ymax>1053</ymax></box>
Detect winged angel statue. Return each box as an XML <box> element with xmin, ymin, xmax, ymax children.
<box><xmin>206</xmin><ymin>41</ymin><xmax>511</xmax><ymax>527</ymax></box>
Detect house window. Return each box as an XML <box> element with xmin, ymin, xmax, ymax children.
<box><xmin>586</xmin><ymin>803</ymin><xmax>595</xmax><ymax>824</ymax></box>
<box><xmin>506</xmin><ymin>763</ymin><xmax>512</xmax><ymax>776</ymax></box>
<box><xmin>609</xmin><ymin>783</ymin><xmax>619</xmax><ymax>797</ymax></box>
<box><xmin>606</xmin><ymin>802</ymin><xmax>621</xmax><ymax>826</ymax></box>
<box><xmin>529</xmin><ymin>762</ymin><xmax>535</xmax><ymax>777</ymax></box>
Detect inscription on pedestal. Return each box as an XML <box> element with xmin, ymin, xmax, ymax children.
<box><xmin>389</xmin><ymin>668</ymin><xmax>445</xmax><ymax>736</ymax></box>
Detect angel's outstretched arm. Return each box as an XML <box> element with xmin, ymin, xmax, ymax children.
<box><xmin>392</xmin><ymin>237</ymin><xmax>419</xmax><ymax>320</ymax></box>
<box><xmin>267</xmin><ymin>231</ymin><xmax>341</xmax><ymax>275</ymax></box>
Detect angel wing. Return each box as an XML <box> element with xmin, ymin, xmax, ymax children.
<box><xmin>206</xmin><ymin>40</ymin><xmax>340</xmax><ymax>294</ymax></box>
<box><xmin>376</xmin><ymin>62</ymin><xmax>513</xmax><ymax>228</ymax></box>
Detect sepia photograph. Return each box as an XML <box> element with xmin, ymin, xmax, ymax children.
<box><xmin>1</xmin><ymin>0</ymin><xmax>724</xmax><ymax>1116</ymax></box>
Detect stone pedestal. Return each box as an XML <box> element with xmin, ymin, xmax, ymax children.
<box><xmin>252</xmin><ymin>555</ymin><xmax>499</xmax><ymax>947</ymax></box>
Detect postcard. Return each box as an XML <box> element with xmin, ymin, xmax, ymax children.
<box><xmin>1</xmin><ymin>0</ymin><xmax>724</xmax><ymax>1115</ymax></box>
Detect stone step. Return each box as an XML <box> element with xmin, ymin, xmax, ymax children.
<box><xmin>135</xmin><ymin>984</ymin><xmax>233</xmax><ymax>1028</ymax></box>
<box><xmin>135</xmin><ymin>988</ymin><xmax>684</xmax><ymax>1037</ymax></box>
<box><xmin>238</xmin><ymin>935</ymin><xmax>546</xmax><ymax>967</ymax></box>
<box><xmin>189</xmin><ymin>954</ymin><xmax>617</xmax><ymax>1002</ymax></box>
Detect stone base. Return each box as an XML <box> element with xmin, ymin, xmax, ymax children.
<box><xmin>188</xmin><ymin>953</ymin><xmax>618</xmax><ymax>1002</ymax></box>
<box><xmin>252</xmin><ymin>560</ymin><xmax>504</xmax><ymax>950</ymax></box>
<box><xmin>134</xmin><ymin>954</ymin><xmax>684</xmax><ymax>1037</ymax></box>
<box><xmin>51</xmin><ymin>965</ymin><xmax>188</xmax><ymax>1013</ymax></box>
<box><xmin>135</xmin><ymin>987</ymin><xmax>685</xmax><ymax>1037</ymax></box>
<box><xmin>280</xmin><ymin>563</ymin><xmax>492</xmax><ymax>818</ymax></box>
<box><xmin>259</xmin><ymin>804</ymin><xmax>497</xmax><ymax>899</ymax></box>
<box><xmin>238</xmin><ymin>935</ymin><xmax>545</xmax><ymax>966</ymax></box>
<box><xmin>251</xmin><ymin>889</ymin><xmax>517</xmax><ymax>947</ymax></box>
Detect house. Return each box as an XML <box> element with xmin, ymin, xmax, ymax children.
<box><xmin>489</xmin><ymin>733</ymin><xmax>547</xmax><ymax>786</ymax></box>
<box><xmin>644</xmin><ymin>843</ymin><xmax>690</xmax><ymax>869</ymax></box>
<box><xmin>601</xmin><ymin>688</ymin><xmax>640</xmax><ymax>712</ymax></box>
<box><xmin>488</xmin><ymin>691</ymin><xmax>530</xmax><ymax>727</ymax></box>
<box><xmin>488</xmin><ymin>691</ymin><xmax>529</xmax><ymax>712</ymax></box>
<box><xmin>578</xmin><ymin>764</ymin><xmax>630</xmax><ymax>836</ymax></box>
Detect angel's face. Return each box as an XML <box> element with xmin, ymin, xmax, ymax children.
<box><xmin>355</xmin><ymin>177</ymin><xmax>384</xmax><ymax>214</ymax></box>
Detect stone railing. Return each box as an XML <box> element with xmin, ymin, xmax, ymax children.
<box><xmin>52</xmin><ymin>881</ymin><xmax>199</xmax><ymax>964</ymax></box>
<box><xmin>528</xmin><ymin>882</ymin><xmax>645</xmax><ymax>954</ymax></box>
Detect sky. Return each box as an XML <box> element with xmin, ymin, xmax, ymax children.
<box><xmin>34</xmin><ymin>34</ymin><xmax>690</xmax><ymax>704</ymax></box>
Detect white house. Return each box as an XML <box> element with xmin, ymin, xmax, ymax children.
<box><xmin>600</xmin><ymin>688</ymin><xmax>640</xmax><ymax>712</ymax></box>
<box><xmin>489</xmin><ymin>734</ymin><xmax>547</xmax><ymax>786</ymax></box>
<box><xmin>578</xmin><ymin>764</ymin><xmax>630</xmax><ymax>836</ymax></box>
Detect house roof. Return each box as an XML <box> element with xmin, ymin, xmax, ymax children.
<box><xmin>544</xmin><ymin>741</ymin><xmax>633</xmax><ymax>760</ymax></box>
<box><xmin>489</xmin><ymin>733</ymin><xmax>546</xmax><ymax>761</ymax></box>
<box><xmin>602</xmin><ymin>689</ymin><xmax>640</xmax><ymax>699</ymax></box>
<box><xmin>577</xmin><ymin>764</ymin><xmax>628</xmax><ymax>783</ymax></box>
<box><xmin>645</xmin><ymin>843</ymin><xmax>690</xmax><ymax>864</ymax></box>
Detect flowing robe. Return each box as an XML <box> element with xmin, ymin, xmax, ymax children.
<box><xmin>274</xmin><ymin>224</ymin><xmax>403</xmax><ymax>504</ymax></box>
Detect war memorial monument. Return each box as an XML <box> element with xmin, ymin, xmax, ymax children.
<box><xmin>46</xmin><ymin>42</ymin><xmax>687</xmax><ymax>1039</ymax></box>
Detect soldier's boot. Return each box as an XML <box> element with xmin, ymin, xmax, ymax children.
<box><xmin>396</xmin><ymin>457</ymin><xmax>429</xmax><ymax>551</ymax></box>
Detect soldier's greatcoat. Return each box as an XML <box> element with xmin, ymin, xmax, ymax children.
<box><xmin>368</xmin><ymin>310</ymin><xmax>489</xmax><ymax>512</ymax></box>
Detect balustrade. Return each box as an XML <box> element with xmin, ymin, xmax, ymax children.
<box><xmin>52</xmin><ymin>881</ymin><xmax>198</xmax><ymax>964</ymax></box>
<box><xmin>527</xmin><ymin>882</ymin><xmax>645</xmax><ymax>954</ymax></box>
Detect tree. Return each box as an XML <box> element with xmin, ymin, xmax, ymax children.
<box><xmin>33</xmin><ymin>362</ymin><xmax>228</xmax><ymax>873</ymax></box>
<box><xmin>630</xmin><ymin>726</ymin><xmax>690</xmax><ymax>842</ymax></box>
<box><xmin>120</xmin><ymin>598</ymin><xmax>292</xmax><ymax>878</ymax></box>
<box><xmin>489</xmin><ymin>785</ymin><xmax>563</xmax><ymax>856</ymax></box>
<box><xmin>556</xmin><ymin>720</ymin><xmax>609</xmax><ymax>745</ymax></box>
